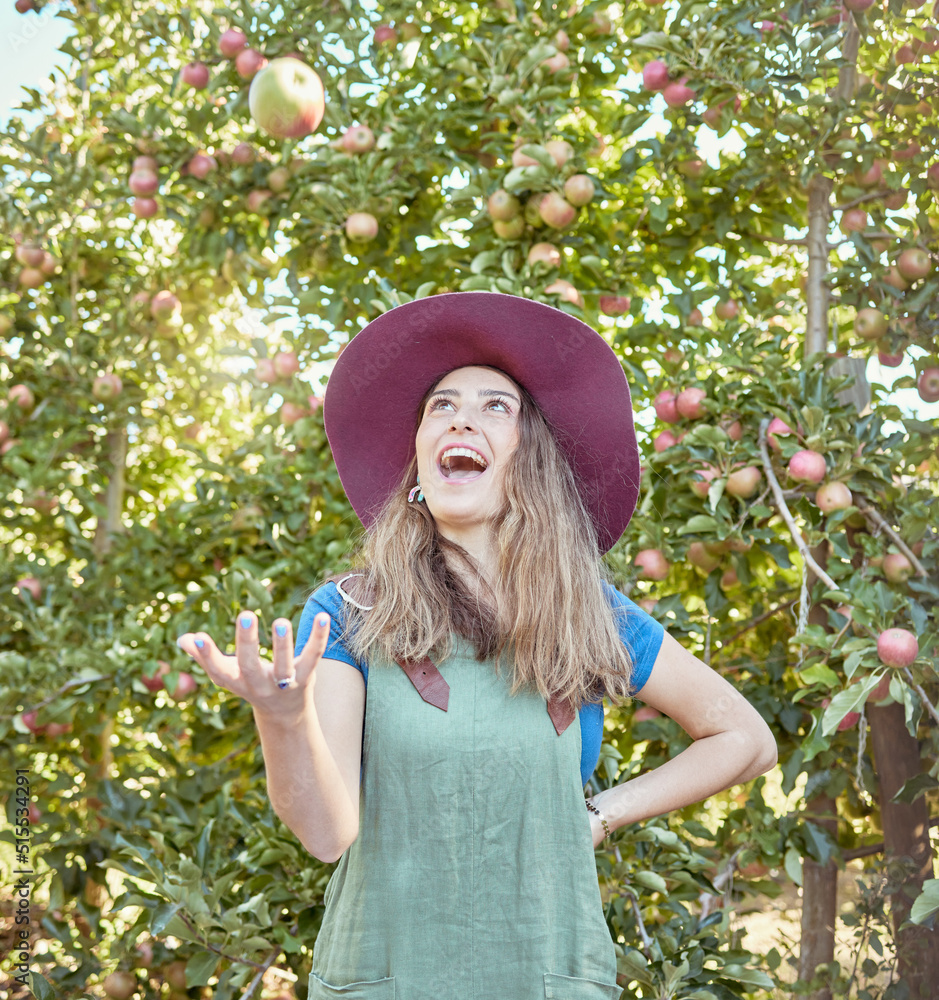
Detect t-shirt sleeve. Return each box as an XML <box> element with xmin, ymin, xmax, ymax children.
<box><xmin>294</xmin><ymin>582</ymin><xmax>366</xmax><ymax>676</ymax></box>
<box><xmin>601</xmin><ymin>581</ymin><xmax>664</xmax><ymax>696</ymax></box>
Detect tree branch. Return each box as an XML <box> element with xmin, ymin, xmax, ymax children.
<box><xmin>857</xmin><ymin>503</ymin><xmax>928</xmax><ymax>577</ymax></box>
<box><xmin>903</xmin><ymin>667</ymin><xmax>939</xmax><ymax>728</ymax></box>
<box><xmin>745</xmin><ymin>231</ymin><xmax>808</xmax><ymax>248</ymax></box>
<box><xmin>723</xmin><ymin>597</ymin><xmax>798</xmax><ymax>646</ymax></box>
<box><xmin>757</xmin><ymin>419</ymin><xmax>839</xmax><ymax>592</ymax></box>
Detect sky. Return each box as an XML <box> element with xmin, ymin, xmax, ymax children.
<box><xmin>0</xmin><ymin>4</ymin><xmax>928</xmax><ymax>423</ymax></box>
<box><xmin>0</xmin><ymin>3</ymin><xmax>72</xmax><ymax>127</ymax></box>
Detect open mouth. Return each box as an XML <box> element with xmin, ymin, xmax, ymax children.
<box><xmin>438</xmin><ymin>447</ymin><xmax>489</xmax><ymax>482</ymax></box>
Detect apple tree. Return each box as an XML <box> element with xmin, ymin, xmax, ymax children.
<box><xmin>1</xmin><ymin>0</ymin><xmax>937</xmax><ymax>999</ymax></box>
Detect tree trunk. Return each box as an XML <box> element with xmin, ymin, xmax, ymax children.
<box><xmin>92</xmin><ymin>427</ymin><xmax>128</xmax><ymax>558</ymax></box>
<box><xmin>867</xmin><ymin>702</ymin><xmax>939</xmax><ymax>997</ymax></box>
<box><xmin>798</xmin><ymin>794</ymin><xmax>839</xmax><ymax>997</ymax></box>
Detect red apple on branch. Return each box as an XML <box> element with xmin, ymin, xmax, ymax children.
<box><xmin>663</xmin><ymin>78</ymin><xmax>694</xmax><ymax>107</ymax></box>
<box><xmin>918</xmin><ymin>368</ymin><xmax>939</xmax><ymax>403</ymax></box>
<box><xmin>815</xmin><ymin>482</ymin><xmax>852</xmax><ymax>512</ymax></box>
<box><xmin>654</xmin><ymin>390</ymin><xmax>680</xmax><ymax>424</ymax></box>
<box><xmin>273</xmin><ymin>351</ymin><xmax>300</xmax><ymax>378</ymax></box>
<box><xmin>688</xmin><ymin>541</ymin><xmax>720</xmax><ymax>573</ymax></box>
<box><xmin>642</xmin><ymin>60</ymin><xmax>669</xmax><ymax>91</ymax></box>
<box><xmin>563</xmin><ymin>174</ymin><xmax>595</xmax><ymax>207</ymax></box>
<box><xmin>92</xmin><ymin>373</ymin><xmax>123</xmax><ymax>402</ymax></box>
<box><xmin>231</xmin><ymin>142</ymin><xmax>256</xmax><ymax>165</ymax></box>
<box><xmin>249</xmin><ymin>58</ymin><xmax>325</xmax><ymax>139</ymax></box>
<box><xmin>690</xmin><ymin>464</ymin><xmax>719</xmax><ymax>498</ymax></box>
<box><xmin>877</xmin><ymin>628</ymin><xmax>918</xmax><ymax>668</ymax></box>
<box><xmin>539</xmin><ymin>192</ymin><xmax>577</xmax><ymax>229</ymax></box>
<box><xmin>788</xmin><ymin>449</ymin><xmax>827</xmax><ymax>483</ymax></box>
<box><xmin>9</xmin><ymin>384</ymin><xmax>35</xmax><ymax>411</ymax></box>
<box><xmin>373</xmin><ymin>24</ymin><xmax>398</xmax><ymax>47</ymax></box>
<box><xmin>544</xmin><ymin>279</ymin><xmax>583</xmax><ymax>308</ymax></box>
<box><xmin>635</xmin><ymin>549</ymin><xmax>670</xmax><ymax>580</ymax></box>
<box><xmin>188</xmin><ymin>153</ymin><xmax>217</xmax><ymax>180</ymax></box>
<box><xmin>256</xmin><ymin>358</ymin><xmax>277</xmax><ymax>383</ymax></box>
<box><xmin>714</xmin><ymin>299</ymin><xmax>738</xmax><ymax>321</ymax></box>
<box><xmin>599</xmin><ymin>294</ymin><xmax>630</xmax><ymax>316</ymax></box>
<box><xmin>883</xmin><ymin>553</ymin><xmax>913</xmax><ymax>584</ymax></box>
<box><xmin>527</xmin><ymin>243</ymin><xmax>560</xmax><ymax>267</ymax></box>
<box><xmin>488</xmin><ymin>189</ymin><xmax>521</xmax><ymax>221</ymax></box>
<box><xmin>132</xmin><ymin>198</ymin><xmax>158</xmax><ymax>219</ymax></box>
<box><xmin>128</xmin><ymin>169</ymin><xmax>158</xmax><ymax>196</ymax></box>
<box><xmin>181</xmin><ymin>62</ymin><xmax>210</xmax><ymax>89</ymax></box>
<box><xmin>840</xmin><ymin>208</ymin><xmax>867</xmax><ymax>234</ymax></box>
<box><xmin>150</xmin><ymin>290</ymin><xmax>181</xmax><ymax>322</ymax></box>
<box><xmin>653</xmin><ymin>430</ymin><xmax>678</xmax><ymax>452</ymax></box>
<box><xmin>219</xmin><ymin>27</ymin><xmax>248</xmax><ymax>58</ymax></box>
<box><xmin>16</xmin><ymin>577</ymin><xmax>42</xmax><ymax>601</ymax></box>
<box><xmin>676</xmin><ymin>386</ymin><xmax>706</xmax><ymax>419</ymax></box>
<box><xmin>725</xmin><ymin>466</ymin><xmax>761</xmax><ymax>498</ymax></box>
<box><xmin>166</xmin><ymin>671</ymin><xmax>198</xmax><ymax>701</ymax></box>
<box><xmin>341</xmin><ymin>125</ymin><xmax>376</xmax><ymax>153</ymax></box>
<box><xmin>236</xmin><ymin>47</ymin><xmax>268</xmax><ymax>79</ymax></box>
<box><xmin>345</xmin><ymin>212</ymin><xmax>378</xmax><ymax>243</ymax></box>
<box><xmin>545</xmin><ymin>140</ymin><xmax>573</xmax><ymax>168</ymax></box>
<box><xmin>896</xmin><ymin>248</ymin><xmax>930</xmax><ymax>282</ymax></box>
<box><xmin>853</xmin><ymin>308</ymin><xmax>887</xmax><ymax>341</ymax></box>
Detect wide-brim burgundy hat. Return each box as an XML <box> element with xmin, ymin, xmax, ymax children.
<box><xmin>323</xmin><ymin>291</ymin><xmax>641</xmax><ymax>554</ymax></box>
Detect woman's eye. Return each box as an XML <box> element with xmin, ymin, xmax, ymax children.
<box><xmin>429</xmin><ymin>397</ymin><xmax>509</xmax><ymax>412</ymax></box>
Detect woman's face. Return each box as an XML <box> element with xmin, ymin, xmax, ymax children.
<box><xmin>414</xmin><ymin>366</ymin><xmax>521</xmax><ymax>538</ymax></box>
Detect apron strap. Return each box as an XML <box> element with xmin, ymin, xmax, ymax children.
<box><xmin>395</xmin><ymin>656</ymin><xmax>450</xmax><ymax>711</ymax></box>
<box><xmin>546</xmin><ymin>696</ymin><xmax>577</xmax><ymax>736</ymax></box>
<box><xmin>395</xmin><ymin>656</ymin><xmax>576</xmax><ymax>735</ymax></box>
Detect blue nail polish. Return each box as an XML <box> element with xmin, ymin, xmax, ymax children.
<box><xmin>240</xmin><ymin>615</ymin><xmax>252</xmax><ymax>629</ymax></box>
<box><xmin>195</xmin><ymin>638</ymin><xmax>204</xmax><ymax>649</ymax></box>
<box><xmin>275</xmin><ymin>624</ymin><xmax>287</xmax><ymax>637</ymax></box>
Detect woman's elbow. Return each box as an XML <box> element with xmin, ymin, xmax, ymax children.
<box><xmin>749</xmin><ymin>721</ymin><xmax>778</xmax><ymax>776</ymax></box>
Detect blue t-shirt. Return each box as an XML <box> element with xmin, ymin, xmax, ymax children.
<box><xmin>295</xmin><ymin>580</ymin><xmax>664</xmax><ymax>786</ymax></box>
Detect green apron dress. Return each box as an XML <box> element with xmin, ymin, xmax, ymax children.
<box><xmin>308</xmin><ymin>633</ymin><xmax>622</xmax><ymax>1000</ymax></box>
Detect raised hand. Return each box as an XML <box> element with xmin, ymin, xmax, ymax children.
<box><xmin>176</xmin><ymin>609</ymin><xmax>332</xmax><ymax>720</ymax></box>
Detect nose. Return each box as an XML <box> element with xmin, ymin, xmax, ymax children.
<box><xmin>448</xmin><ymin>404</ymin><xmax>477</xmax><ymax>431</ymax></box>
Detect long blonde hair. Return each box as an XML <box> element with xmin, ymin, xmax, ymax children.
<box><xmin>317</xmin><ymin>367</ymin><xmax>636</xmax><ymax>710</ymax></box>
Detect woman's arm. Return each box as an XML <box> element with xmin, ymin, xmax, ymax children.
<box><xmin>588</xmin><ymin>632</ymin><xmax>777</xmax><ymax>840</ymax></box>
<box><xmin>177</xmin><ymin>607</ymin><xmax>365</xmax><ymax>864</ymax></box>
<box><xmin>254</xmin><ymin>656</ymin><xmax>365</xmax><ymax>863</ymax></box>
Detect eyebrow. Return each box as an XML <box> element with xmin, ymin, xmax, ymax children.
<box><xmin>430</xmin><ymin>387</ymin><xmax>521</xmax><ymax>405</ymax></box>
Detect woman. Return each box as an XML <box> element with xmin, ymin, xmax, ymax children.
<box><xmin>177</xmin><ymin>292</ymin><xmax>777</xmax><ymax>1000</ymax></box>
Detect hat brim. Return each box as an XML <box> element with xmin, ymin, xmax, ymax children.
<box><xmin>323</xmin><ymin>291</ymin><xmax>640</xmax><ymax>554</ymax></box>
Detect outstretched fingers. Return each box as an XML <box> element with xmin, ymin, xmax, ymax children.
<box><xmin>294</xmin><ymin>610</ymin><xmax>332</xmax><ymax>685</ymax></box>
<box><xmin>176</xmin><ymin>630</ymin><xmax>238</xmax><ymax>686</ymax></box>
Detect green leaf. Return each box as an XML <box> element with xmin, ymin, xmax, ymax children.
<box><xmin>718</xmin><ymin>965</ymin><xmax>775</xmax><ymax>988</ymax></box>
<box><xmin>29</xmin><ymin>972</ymin><xmax>56</xmax><ymax>1000</ymax></box>
<box><xmin>678</xmin><ymin>515</ymin><xmax>720</xmax><ymax>535</ymax></box>
<box><xmin>784</xmin><ymin>845</ymin><xmax>803</xmax><ymax>886</ymax></box>
<box><xmin>891</xmin><ymin>773</ymin><xmax>938</xmax><ymax>804</ymax></box>
<box><xmin>632</xmin><ymin>870</ymin><xmax>668</xmax><ymax>893</ymax></box>
<box><xmin>910</xmin><ymin>879</ymin><xmax>939</xmax><ymax>925</ymax></box>
<box><xmin>186</xmin><ymin>950</ymin><xmax>220</xmax><ymax>988</ymax></box>
<box><xmin>800</xmin><ymin>662</ymin><xmax>839</xmax><ymax>687</ymax></box>
<box><xmin>151</xmin><ymin>901</ymin><xmax>183</xmax><ymax>935</ymax></box>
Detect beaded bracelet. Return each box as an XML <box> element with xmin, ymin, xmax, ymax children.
<box><xmin>585</xmin><ymin>799</ymin><xmax>611</xmax><ymax>842</ymax></box>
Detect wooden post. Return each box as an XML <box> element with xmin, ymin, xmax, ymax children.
<box><xmin>798</xmin><ymin>794</ymin><xmax>839</xmax><ymax>997</ymax></box>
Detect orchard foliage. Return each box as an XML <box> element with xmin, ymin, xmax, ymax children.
<box><xmin>1</xmin><ymin>0</ymin><xmax>938</xmax><ymax>998</ymax></box>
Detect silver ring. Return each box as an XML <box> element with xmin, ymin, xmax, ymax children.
<box><xmin>277</xmin><ymin>679</ymin><xmax>290</xmax><ymax>690</ymax></box>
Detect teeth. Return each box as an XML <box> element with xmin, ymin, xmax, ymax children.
<box><xmin>440</xmin><ymin>447</ymin><xmax>488</xmax><ymax>470</ymax></box>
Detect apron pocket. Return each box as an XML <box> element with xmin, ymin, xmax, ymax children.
<box><xmin>308</xmin><ymin>972</ymin><xmax>395</xmax><ymax>998</ymax></box>
<box><xmin>544</xmin><ymin>972</ymin><xmax>622</xmax><ymax>999</ymax></box>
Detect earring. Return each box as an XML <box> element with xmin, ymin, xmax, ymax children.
<box><xmin>407</xmin><ymin>475</ymin><xmax>424</xmax><ymax>504</ymax></box>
